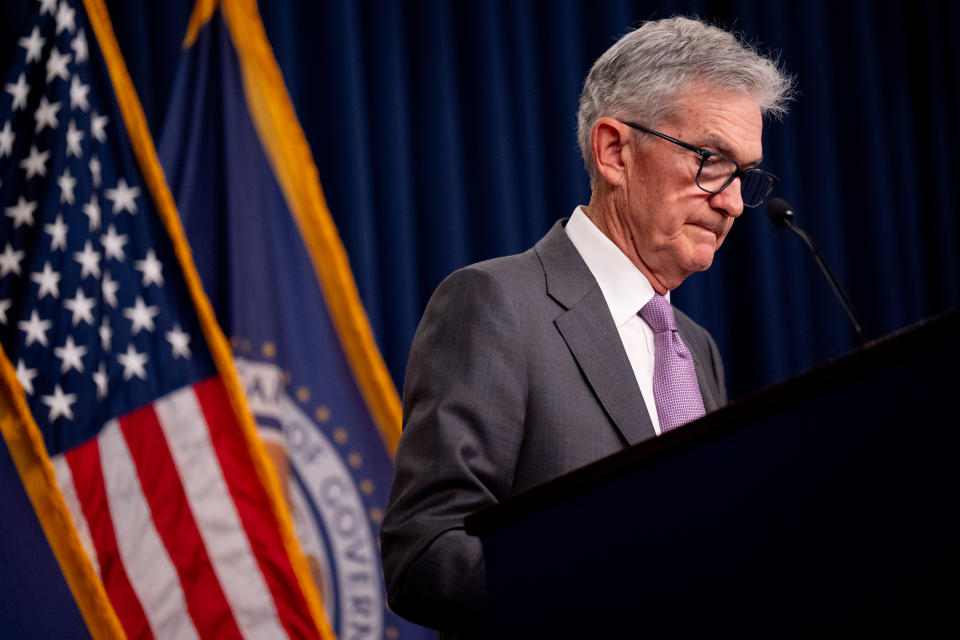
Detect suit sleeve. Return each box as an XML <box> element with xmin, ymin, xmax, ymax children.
<box><xmin>380</xmin><ymin>266</ymin><xmax>527</xmax><ymax>634</ymax></box>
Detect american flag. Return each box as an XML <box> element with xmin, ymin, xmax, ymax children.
<box><xmin>0</xmin><ymin>1</ymin><xmax>326</xmax><ymax>638</ymax></box>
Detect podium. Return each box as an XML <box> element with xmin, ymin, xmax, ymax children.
<box><xmin>465</xmin><ymin>310</ymin><xmax>960</xmax><ymax>637</ymax></box>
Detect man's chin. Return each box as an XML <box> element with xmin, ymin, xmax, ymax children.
<box><xmin>693</xmin><ymin>258</ymin><xmax>715</xmax><ymax>273</ymax></box>
<box><xmin>685</xmin><ymin>247</ymin><xmax>717</xmax><ymax>273</ymax></box>
<box><xmin>663</xmin><ymin>257</ymin><xmax>714</xmax><ymax>290</ymax></box>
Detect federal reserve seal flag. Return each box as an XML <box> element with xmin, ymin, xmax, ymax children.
<box><xmin>157</xmin><ymin>1</ymin><xmax>432</xmax><ymax>639</ymax></box>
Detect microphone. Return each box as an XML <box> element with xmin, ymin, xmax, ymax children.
<box><xmin>765</xmin><ymin>197</ymin><xmax>869</xmax><ymax>344</ymax></box>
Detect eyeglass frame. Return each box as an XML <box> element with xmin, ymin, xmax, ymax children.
<box><xmin>619</xmin><ymin>120</ymin><xmax>778</xmax><ymax>208</ymax></box>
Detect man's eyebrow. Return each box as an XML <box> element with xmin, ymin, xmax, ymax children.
<box><xmin>697</xmin><ymin>134</ymin><xmax>763</xmax><ymax>166</ymax></box>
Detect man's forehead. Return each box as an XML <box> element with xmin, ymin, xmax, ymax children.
<box><xmin>670</xmin><ymin>87</ymin><xmax>764</xmax><ymax>164</ymax></box>
<box><xmin>697</xmin><ymin>132</ymin><xmax>763</xmax><ymax>166</ymax></box>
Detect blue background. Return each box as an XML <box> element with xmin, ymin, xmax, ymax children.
<box><xmin>4</xmin><ymin>0</ymin><xmax>957</xmax><ymax>400</ymax></box>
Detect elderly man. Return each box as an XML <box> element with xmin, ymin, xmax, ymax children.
<box><xmin>381</xmin><ymin>16</ymin><xmax>793</xmax><ymax>637</ymax></box>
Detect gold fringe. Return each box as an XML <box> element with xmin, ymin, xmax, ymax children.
<box><xmin>0</xmin><ymin>349</ymin><xmax>125</xmax><ymax>639</ymax></box>
<box><xmin>182</xmin><ymin>0</ymin><xmax>217</xmax><ymax>48</ymax></box>
<box><xmin>83</xmin><ymin>0</ymin><xmax>334</xmax><ymax>637</ymax></box>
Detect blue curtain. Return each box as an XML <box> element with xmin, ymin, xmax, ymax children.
<box><xmin>4</xmin><ymin>0</ymin><xmax>956</xmax><ymax>399</ymax></box>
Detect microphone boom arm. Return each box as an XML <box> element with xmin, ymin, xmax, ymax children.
<box><xmin>785</xmin><ymin>223</ymin><xmax>869</xmax><ymax>344</ymax></box>
<box><xmin>766</xmin><ymin>197</ymin><xmax>869</xmax><ymax>345</ymax></box>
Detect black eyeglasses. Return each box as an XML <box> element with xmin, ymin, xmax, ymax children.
<box><xmin>620</xmin><ymin>121</ymin><xmax>778</xmax><ymax>208</ymax></box>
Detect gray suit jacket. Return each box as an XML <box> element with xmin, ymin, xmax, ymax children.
<box><xmin>381</xmin><ymin>220</ymin><xmax>726</xmax><ymax>636</ymax></box>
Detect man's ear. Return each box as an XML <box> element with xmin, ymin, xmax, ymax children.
<box><xmin>591</xmin><ymin>117</ymin><xmax>631</xmax><ymax>187</ymax></box>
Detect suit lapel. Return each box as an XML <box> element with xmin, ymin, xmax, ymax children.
<box><xmin>536</xmin><ymin>221</ymin><xmax>657</xmax><ymax>445</ymax></box>
<box><xmin>555</xmin><ymin>295</ymin><xmax>657</xmax><ymax>445</ymax></box>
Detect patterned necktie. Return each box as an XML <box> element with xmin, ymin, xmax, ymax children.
<box><xmin>639</xmin><ymin>294</ymin><xmax>706</xmax><ymax>432</ymax></box>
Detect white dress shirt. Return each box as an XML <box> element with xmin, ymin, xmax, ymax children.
<box><xmin>564</xmin><ymin>206</ymin><xmax>668</xmax><ymax>435</ymax></box>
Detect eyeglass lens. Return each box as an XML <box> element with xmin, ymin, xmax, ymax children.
<box><xmin>697</xmin><ymin>155</ymin><xmax>736</xmax><ymax>192</ymax></box>
<box><xmin>697</xmin><ymin>155</ymin><xmax>772</xmax><ymax>207</ymax></box>
<box><xmin>739</xmin><ymin>171</ymin><xmax>773</xmax><ymax>207</ymax></box>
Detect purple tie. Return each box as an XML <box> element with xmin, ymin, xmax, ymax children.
<box><xmin>639</xmin><ymin>294</ymin><xmax>705</xmax><ymax>433</ymax></box>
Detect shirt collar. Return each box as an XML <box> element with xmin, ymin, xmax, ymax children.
<box><xmin>564</xmin><ymin>206</ymin><xmax>668</xmax><ymax>326</ymax></box>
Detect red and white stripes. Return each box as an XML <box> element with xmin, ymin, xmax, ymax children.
<box><xmin>53</xmin><ymin>377</ymin><xmax>320</xmax><ymax>640</ymax></box>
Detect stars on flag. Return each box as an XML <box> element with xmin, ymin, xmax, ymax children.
<box><xmin>101</xmin><ymin>224</ymin><xmax>127</xmax><ymax>261</ymax></box>
<box><xmin>39</xmin><ymin>0</ymin><xmax>58</xmax><ymax>18</ymax></box>
<box><xmin>1</xmin><ymin>0</ymin><xmax>197</xmax><ymax>432</ymax></box>
<box><xmin>18</xmin><ymin>310</ymin><xmax>51</xmax><ymax>347</ymax></box>
<box><xmin>74</xmin><ymin>240</ymin><xmax>100</xmax><ymax>278</ymax></box>
<box><xmin>45</xmin><ymin>47</ymin><xmax>72</xmax><ymax>84</ymax></box>
<box><xmin>101</xmin><ymin>271</ymin><xmax>119</xmax><ymax>307</ymax></box>
<box><xmin>0</xmin><ymin>244</ymin><xmax>24</xmax><ymax>276</ymax></box>
<box><xmin>99</xmin><ymin>316</ymin><xmax>112</xmax><ymax>350</ymax></box>
<box><xmin>104</xmin><ymin>177</ymin><xmax>139</xmax><ymax>214</ymax></box>
<box><xmin>124</xmin><ymin>295</ymin><xmax>159</xmax><ymax>335</ymax></box>
<box><xmin>117</xmin><ymin>344</ymin><xmax>148</xmax><ymax>381</ymax></box>
<box><xmin>71</xmin><ymin>29</ymin><xmax>88</xmax><ymax>64</ymax></box>
<box><xmin>20</xmin><ymin>145</ymin><xmax>49</xmax><ymax>179</ymax></box>
<box><xmin>31</xmin><ymin>261</ymin><xmax>61</xmax><ymax>299</ymax></box>
<box><xmin>0</xmin><ymin>121</ymin><xmax>14</xmax><ymax>157</ymax></box>
<box><xmin>44</xmin><ymin>213</ymin><xmax>68</xmax><ymax>250</ymax></box>
<box><xmin>90</xmin><ymin>111</ymin><xmax>108</xmax><ymax>142</ymax></box>
<box><xmin>55</xmin><ymin>1</ymin><xmax>77</xmax><ymax>36</ymax></box>
<box><xmin>6</xmin><ymin>74</ymin><xmax>29</xmax><ymax>112</ymax></box>
<box><xmin>58</xmin><ymin>166</ymin><xmax>77</xmax><ymax>203</ymax></box>
<box><xmin>15</xmin><ymin>359</ymin><xmax>37</xmax><ymax>395</ymax></box>
<box><xmin>64</xmin><ymin>288</ymin><xmax>95</xmax><ymax>326</ymax></box>
<box><xmin>135</xmin><ymin>249</ymin><xmax>163</xmax><ymax>287</ymax></box>
<box><xmin>88</xmin><ymin>154</ymin><xmax>101</xmax><ymax>186</ymax></box>
<box><xmin>166</xmin><ymin>324</ymin><xmax>191</xmax><ymax>359</ymax></box>
<box><xmin>6</xmin><ymin>195</ymin><xmax>36</xmax><ymax>227</ymax></box>
<box><xmin>19</xmin><ymin>28</ymin><xmax>46</xmax><ymax>65</ymax></box>
<box><xmin>66</xmin><ymin>119</ymin><xmax>84</xmax><ymax>155</ymax></box>
<box><xmin>41</xmin><ymin>384</ymin><xmax>76</xmax><ymax>421</ymax></box>
<box><xmin>82</xmin><ymin>193</ymin><xmax>100</xmax><ymax>229</ymax></box>
<box><xmin>92</xmin><ymin>361</ymin><xmax>107</xmax><ymax>398</ymax></box>
<box><xmin>34</xmin><ymin>96</ymin><xmax>61</xmax><ymax>133</ymax></box>
<box><xmin>54</xmin><ymin>335</ymin><xmax>86</xmax><ymax>373</ymax></box>
<box><xmin>69</xmin><ymin>76</ymin><xmax>89</xmax><ymax>112</ymax></box>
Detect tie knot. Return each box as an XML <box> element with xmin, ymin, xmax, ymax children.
<box><xmin>639</xmin><ymin>294</ymin><xmax>676</xmax><ymax>333</ymax></box>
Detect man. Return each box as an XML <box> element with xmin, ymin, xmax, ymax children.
<box><xmin>381</xmin><ymin>16</ymin><xmax>793</xmax><ymax>637</ymax></box>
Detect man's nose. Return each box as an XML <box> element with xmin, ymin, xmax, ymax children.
<box><xmin>710</xmin><ymin>178</ymin><xmax>745</xmax><ymax>217</ymax></box>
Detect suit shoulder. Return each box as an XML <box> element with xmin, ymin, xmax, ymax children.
<box><xmin>434</xmin><ymin>247</ymin><xmax>544</xmax><ymax>301</ymax></box>
<box><xmin>461</xmin><ymin>246</ymin><xmax>542</xmax><ymax>281</ymax></box>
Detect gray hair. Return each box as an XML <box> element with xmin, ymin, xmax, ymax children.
<box><xmin>577</xmin><ymin>17</ymin><xmax>794</xmax><ymax>183</ymax></box>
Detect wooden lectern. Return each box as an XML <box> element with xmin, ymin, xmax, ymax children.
<box><xmin>465</xmin><ymin>310</ymin><xmax>960</xmax><ymax>637</ymax></box>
